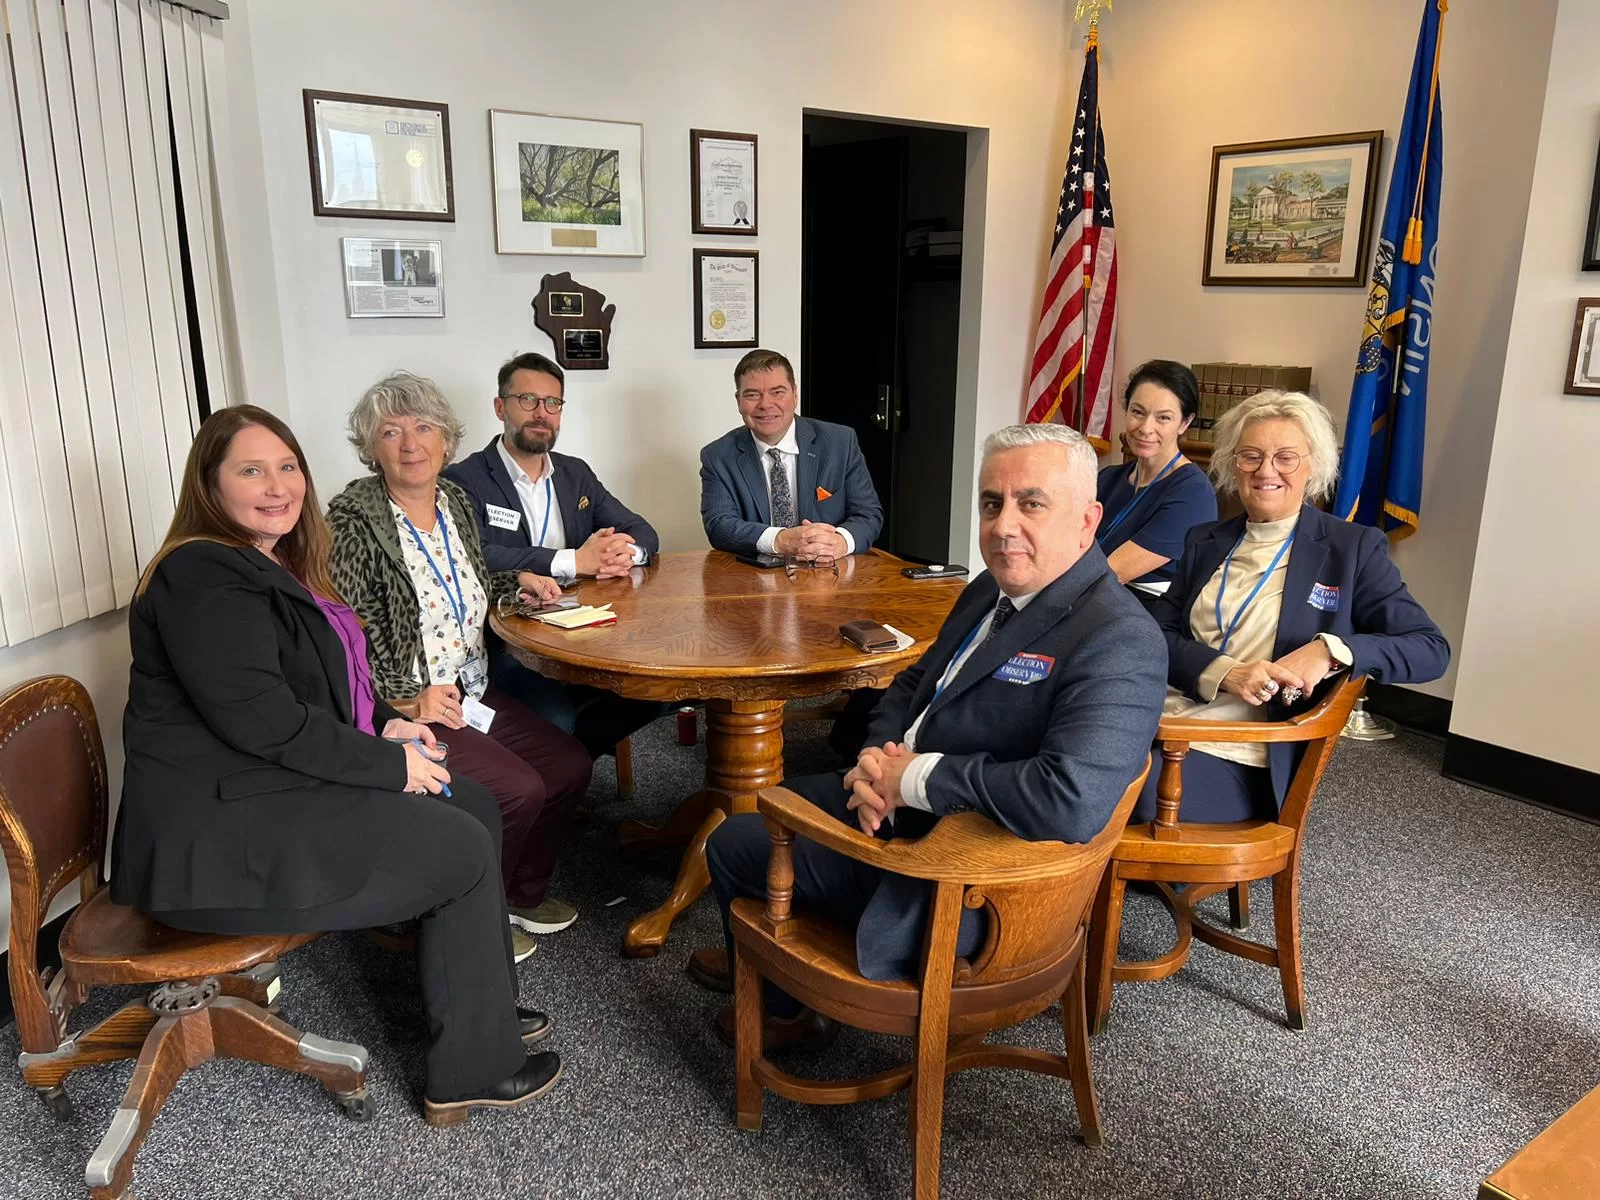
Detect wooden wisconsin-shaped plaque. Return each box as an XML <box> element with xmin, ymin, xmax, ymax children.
<box><xmin>531</xmin><ymin>271</ymin><xmax>616</xmax><ymax>371</ymax></box>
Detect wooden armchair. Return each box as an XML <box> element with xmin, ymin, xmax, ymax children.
<box><xmin>729</xmin><ymin>761</ymin><xmax>1149</xmax><ymax>1200</ymax></box>
<box><xmin>1</xmin><ymin>677</ymin><xmax>372</xmax><ymax>1200</ymax></box>
<box><xmin>1087</xmin><ymin>676</ymin><xmax>1365</xmax><ymax>1034</ymax></box>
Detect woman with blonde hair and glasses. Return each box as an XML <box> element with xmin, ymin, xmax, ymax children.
<box><xmin>1146</xmin><ymin>391</ymin><xmax>1449</xmax><ymax>824</ymax></box>
<box><xmin>113</xmin><ymin>405</ymin><xmax>561</xmax><ymax>1126</ymax></box>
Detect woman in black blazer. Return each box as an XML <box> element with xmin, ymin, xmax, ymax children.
<box><xmin>111</xmin><ymin>405</ymin><xmax>558</xmax><ymax>1124</ymax></box>
<box><xmin>1148</xmin><ymin>391</ymin><xmax>1450</xmax><ymax>823</ymax></box>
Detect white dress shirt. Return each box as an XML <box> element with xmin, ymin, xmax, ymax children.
<box><xmin>497</xmin><ymin>438</ymin><xmax>646</xmax><ymax>582</ymax></box>
<box><xmin>896</xmin><ymin>589</ymin><xmax>1040</xmax><ymax>811</ymax></box>
<box><xmin>753</xmin><ymin>422</ymin><xmax>856</xmax><ymax>556</ymax></box>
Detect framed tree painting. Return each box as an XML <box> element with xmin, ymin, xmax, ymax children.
<box><xmin>489</xmin><ymin>110</ymin><xmax>646</xmax><ymax>256</ymax></box>
<box><xmin>1203</xmin><ymin>131</ymin><xmax>1383</xmax><ymax>286</ymax></box>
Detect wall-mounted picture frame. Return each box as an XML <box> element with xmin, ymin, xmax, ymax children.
<box><xmin>1584</xmin><ymin>140</ymin><xmax>1600</xmax><ymax>271</ymax></box>
<box><xmin>693</xmin><ymin>249</ymin><xmax>759</xmax><ymax>349</ymax></box>
<box><xmin>490</xmin><ymin>110</ymin><xmax>646</xmax><ymax>256</ymax></box>
<box><xmin>1565</xmin><ymin>298</ymin><xmax>1600</xmax><ymax>396</ymax></box>
<box><xmin>691</xmin><ymin>129</ymin><xmax>758</xmax><ymax>236</ymax></box>
<box><xmin>342</xmin><ymin>237</ymin><xmax>443</xmax><ymax>318</ymax></box>
<box><xmin>1202</xmin><ymin>131</ymin><xmax>1383</xmax><ymax>287</ymax></box>
<box><xmin>303</xmin><ymin>90</ymin><xmax>454</xmax><ymax>221</ymax></box>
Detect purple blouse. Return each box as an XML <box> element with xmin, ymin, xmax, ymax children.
<box><xmin>314</xmin><ymin>594</ymin><xmax>378</xmax><ymax>735</ymax></box>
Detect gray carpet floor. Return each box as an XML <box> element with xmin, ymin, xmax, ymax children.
<box><xmin>4</xmin><ymin>719</ymin><xmax>1598</xmax><ymax>1200</ymax></box>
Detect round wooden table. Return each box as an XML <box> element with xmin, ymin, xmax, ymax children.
<box><xmin>490</xmin><ymin>550</ymin><xmax>965</xmax><ymax>957</ymax></box>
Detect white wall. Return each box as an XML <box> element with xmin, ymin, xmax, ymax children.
<box><xmin>1451</xmin><ymin>0</ymin><xmax>1600</xmax><ymax>772</ymax></box>
<box><xmin>1094</xmin><ymin>0</ymin><xmax>1557</xmax><ymax>699</ymax></box>
<box><xmin>232</xmin><ymin>0</ymin><xmax>1086</xmax><ymax>567</ymax></box>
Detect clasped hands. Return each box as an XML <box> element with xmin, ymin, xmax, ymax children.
<box><xmin>378</xmin><ymin>717</ymin><xmax>451</xmax><ymax>795</ymax></box>
<box><xmin>575</xmin><ymin>526</ymin><xmax>638</xmax><ymax>578</ymax></box>
<box><xmin>773</xmin><ymin>519</ymin><xmax>847</xmax><ymax>562</ymax></box>
<box><xmin>1219</xmin><ymin>638</ymin><xmax>1338</xmax><ymax>708</ymax></box>
<box><xmin>843</xmin><ymin>741</ymin><xmax>919</xmax><ymax>835</ymax></box>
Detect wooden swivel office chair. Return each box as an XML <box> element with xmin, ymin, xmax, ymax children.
<box><xmin>1</xmin><ymin>676</ymin><xmax>372</xmax><ymax>1200</ymax></box>
<box><xmin>730</xmin><ymin>762</ymin><xmax>1148</xmax><ymax>1200</ymax></box>
<box><xmin>1087</xmin><ymin>676</ymin><xmax>1365</xmax><ymax>1033</ymax></box>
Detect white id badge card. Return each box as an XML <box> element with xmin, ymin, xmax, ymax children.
<box><xmin>485</xmin><ymin>503</ymin><xmax>523</xmax><ymax>531</ymax></box>
<box><xmin>461</xmin><ymin>695</ymin><xmax>496</xmax><ymax>733</ymax></box>
<box><xmin>459</xmin><ymin>657</ymin><xmax>489</xmax><ymax>697</ymax></box>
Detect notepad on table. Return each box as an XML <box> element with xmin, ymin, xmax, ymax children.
<box><xmin>532</xmin><ymin>603</ymin><xmax>616</xmax><ymax>630</ymax></box>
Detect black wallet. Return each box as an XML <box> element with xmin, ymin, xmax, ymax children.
<box><xmin>840</xmin><ymin>619</ymin><xmax>898</xmax><ymax>653</ymax></box>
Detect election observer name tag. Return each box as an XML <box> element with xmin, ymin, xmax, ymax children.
<box><xmin>486</xmin><ymin>503</ymin><xmax>522</xmax><ymax>531</ymax></box>
<box><xmin>992</xmin><ymin>652</ymin><xmax>1055</xmax><ymax>685</ymax></box>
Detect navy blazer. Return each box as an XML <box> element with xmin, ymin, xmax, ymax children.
<box><xmin>851</xmin><ymin>544</ymin><xmax>1167</xmax><ymax>978</ymax></box>
<box><xmin>698</xmin><ymin>416</ymin><xmax>884</xmax><ymax>556</ymax></box>
<box><xmin>1151</xmin><ymin>503</ymin><xmax>1450</xmax><ymax>803</ymax></box>
<box><xmin>444</xmin><ymin>437</ymin><xmax>659</xmax><ymax>576</ymax></box>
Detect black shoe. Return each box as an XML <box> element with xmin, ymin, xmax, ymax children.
<box><xmin>517</xmin><ymin>1007</ymin><xmax>552</xmax><ymax>1045</ymax></box>
<box><xmin>423</xmin><ymin>1051</ymin><xmax>563</xmax><ymax>1126</ymax></box>
<box><xmin>714</xmin><ymin>1004</ymin><xmax>839</xmax><ymax>1056</ymax></box>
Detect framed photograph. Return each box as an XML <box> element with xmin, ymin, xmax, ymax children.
<box><xmin>1584</xmin><ymin>140</ymin><xmax>1600</xmax><ymax>271</ymax></box>
<box><xmin>693</xmin><ymin>249</ymin><xmax>758</xmax><ymax>349</ymax></box>
<box><xmin>342</xmin><ymin>237</ymin><xmax>443</xmax><ymax>318</ymax></box>
<box><xmin>303</xmin><ymin>90</ymin><xmax>453</xmax><ymax>221</ymax></box>
<box><xmin>691</xmin><ymin>129</ymin><xmax>758</xmax><ymax>236</ymax></box>
<box><xmin>1202</xmin><ymin>131</ymin><xmax>1383</xmax><ymax>287</ymax></box>
<box><xmin>489</xmin><ymin>110</ymin><xmax>645</xmax><ymax>256</ymax></box>
<box><xmin>1565</xmin><ymin>298</ymin><xmax>1600</xmax><ymax>396</ymax></box>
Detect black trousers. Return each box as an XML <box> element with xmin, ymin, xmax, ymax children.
<box><xmin>1133</xmin><ymin>746</ymin><xmax>1278</xmax><ymax>824</ymax></box>
<box><xmin>153</xmin><ymin>776</ymin><xmax>525</xmax><ymax>1101</ymax></box>
<box><xmin>706</xmin><ymin>770</ymin><xmax>983</xmax><ymax>1017</ymax></box>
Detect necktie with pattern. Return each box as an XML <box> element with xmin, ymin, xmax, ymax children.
<box><xmin>986</xmin><ymin>596</ymin><xmax>1016</xmax><ymax>643</ymax></box>
<box><xmin>767</xmin><ymin>447</ymin><xmax>796</xmax><ymax>528</ymax></box>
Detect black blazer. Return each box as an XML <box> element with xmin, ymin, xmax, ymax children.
<box><xmin>1151</xmin><ymin>503</ymin><xmax>1450</xmax><ymax>801</ymax></box>
<box><xmin>110</xmin><ymin>540</ymin><xmax>408</xmax><ymax>914</ymax></box>
<box><xmin>444</xmin><ymin>437</ymin><xmax>659</xmax><ymax>576</ymax></box>
<box><xmin>852</xmin><ymin>544</ymin><xmax>1167</xmax><ymax>978</ymax></box>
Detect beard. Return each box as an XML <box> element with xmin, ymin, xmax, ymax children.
<box><xmin>511</xmin><ymin>421</ymin><xmax>557</xmax><ymax>455</ymax></box>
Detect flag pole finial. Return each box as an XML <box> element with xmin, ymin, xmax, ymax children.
<box><xmin>1075</xmin><ymin>0</ymin><xmax>1112</xmax><ymax>49</ymax></box>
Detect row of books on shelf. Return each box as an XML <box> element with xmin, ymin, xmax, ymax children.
<box><xmin>1185</xmin><ymin>362</ymin><xmax>1314</xmax><ymax>445</ymax></box>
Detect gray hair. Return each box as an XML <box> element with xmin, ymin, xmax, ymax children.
<box><xmin>981</xmin><ymin>423</ymin><xmax>1099</xmax><ymax>495</ymax></box>
<box><xmin>347</xmin><ymin>370</ymin><xmax>467</xmax><ymax>473</ymax></box>
<box><xmin>1209</xmin><ymin>390</ymin><xmax>1340</xmax><ymax>501</ymax></box>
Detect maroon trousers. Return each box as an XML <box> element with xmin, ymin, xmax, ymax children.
<box><xmin>426</xmin><ymin>685</ymin><xmax>592</xmax><ymax>908</ymax></box>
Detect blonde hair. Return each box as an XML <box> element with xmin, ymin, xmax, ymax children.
<box><xmin>1209</xmin><ymin>390</ymin><xmax>1340</xmax><ymax>501</ymax></box>
<box><xmin>347</xmin><ymin>370</ymin><xmax>467</xmax><ymax>473</ymax></box>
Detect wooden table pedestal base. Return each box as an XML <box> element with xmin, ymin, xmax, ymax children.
<box><xmin>618</xmin><ymin>700</ymin><xmax>786</xmax><ymax>957</ymax></box>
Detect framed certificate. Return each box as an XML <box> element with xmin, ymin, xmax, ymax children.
<box><xmin>1565</xmin><ymin>298</ymin><xmax>1600</xmax><ymax>396</ymax></box>
<box><xmin>303</xmin><ymin>90</ymin><xmax>454</xmax><ymax>221</ymax></box>
<box><xmin>342</xmin><ymin>237</ymin><xmax>443</xmax><ymax>318</ymax></box>
<box><xmin>490</xmin><ymin>110</ymin><xmax>646</xmax><ymax>257</ymax></box>
<box><xmin>693</xmin><ymin>249</ymin><xmax>759</xmax><ymax>349</ymax></box>
<box><xmin>691</xmin><ymin>129</ymin><xmax>758</xmax><ymax>236</ymax></box>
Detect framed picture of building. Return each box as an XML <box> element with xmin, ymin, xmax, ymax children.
<box><xmin>1202</xmin><ymin>131</ymin><xmax>1383</xmax><ymax>287</ymax></box>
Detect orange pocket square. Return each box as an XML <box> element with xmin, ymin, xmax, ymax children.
<box><xmin>816</xmin><ymin>486</ymin><xmax>832</xmax><ymax>502</ymax></box>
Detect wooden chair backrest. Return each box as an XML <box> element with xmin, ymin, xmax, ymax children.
<box><xmin>951</xmin><ymin>759</ymin><xmax>1148</xmax><ymax>988</ymax></box>
<box><xmin>1152</xmin><ymin>675</ymin><xmax>1366</xmax><ymax>837</ymax></box>
<box><xmin>0</xmin><ymin>676</ymin><xmax>107</xmax><ymax>1046</ymax></box>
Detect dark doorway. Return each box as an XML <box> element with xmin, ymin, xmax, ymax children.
<box><xmin>801</xmin><ymin>114</ymin><xmax>967</xmax><ymax>564</ymax></box>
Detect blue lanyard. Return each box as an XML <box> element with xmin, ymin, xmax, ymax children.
<box><xmin>402</xmin><ymin>507</ymin><xmax>468</xmax><ymax>632</ymax></box>
<box><xmin>1098</xmin><ymin>451</ymin><xmax>1183</xmax><ymax>543</ymax></box>
<box><xmin>933</xmin><ymin>612</ymin><xmax>993</xmax><ymax>701</ymax></box>
<box><xmin>537</xmin><ymin>477</ymin><xmax>554</xmax><ymax>547</ymax></box>
<box><xmin>1215</xmin><ymin>529</ymin><xmax>1295</xmax><ymax>655</ymax></box>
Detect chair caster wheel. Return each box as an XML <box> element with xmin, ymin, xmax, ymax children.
<box><xmin>38</xmin><ymin>1085</ymin><xmax>73</xmax><ymax>1120</ymax></box>
<box><xmin>337</xmin><ymin>1088</ymin><xmax>375</xmax><ymax>1122</ymax></box>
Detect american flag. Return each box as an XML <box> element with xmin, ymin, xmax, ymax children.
<box><xmin>1025</xmin><ymin>42</ymin><xmax>1117</xmax><ymax>449</ymax></box>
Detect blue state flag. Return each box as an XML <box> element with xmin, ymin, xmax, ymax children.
<box><xmin>1334</xmin><ymin>0</ymin><xmax>1445</xmax><ymax>539</ymax></box>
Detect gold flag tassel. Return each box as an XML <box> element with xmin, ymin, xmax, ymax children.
<box><xmin>1403</xmin><ymin>0</ymin><xmax>1447</xmax><ymax>265</ymax></box>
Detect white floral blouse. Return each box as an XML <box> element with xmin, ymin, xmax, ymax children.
<box><xmin>390</xmin><ymin>496</ymin><xmax>490</xmax><ymax>699</ymax></box>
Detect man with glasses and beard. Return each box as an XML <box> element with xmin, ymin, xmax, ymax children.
<box><xmin>448</xmin><ymin>351</ymin><xmax>662</xmax><ymax>757</ymax></box>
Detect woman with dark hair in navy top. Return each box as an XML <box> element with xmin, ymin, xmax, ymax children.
<box><xmin>1096</xmin><ymin>359</ymin><xmax>1217</xmax><ymax>609</ymax></box>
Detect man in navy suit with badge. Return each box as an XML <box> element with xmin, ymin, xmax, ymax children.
<box><xmin>447</xmin><ymin>351</ymin><xmax>662</xmax><ymax>756</ymax></box>
<box><xmin>691</xmin><ymin>423</ymin><xmax>1168</xmax><ymax>1052</ymax></box>
<box><xmin>698</xmin><ymin>349</ymin><xmax>884</xmax><ymax>560</ymax></box>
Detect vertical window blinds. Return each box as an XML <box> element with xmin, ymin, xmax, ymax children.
<box><xmin>0</xmin><ymin>0</ymin><xmax>233</xmax><ymax>646</ymax></box>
